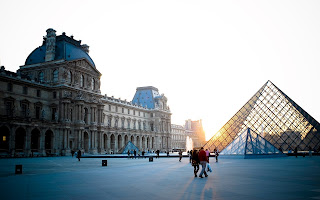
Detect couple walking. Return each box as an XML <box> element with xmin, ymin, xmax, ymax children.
<box><xmin>192</xmin><ymin>147</ymin><xmax>212</xmax><ymax>178</ymax></box>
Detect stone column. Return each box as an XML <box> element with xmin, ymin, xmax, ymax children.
<box><xmin>78</xmin><ymin>130</ymin><xmax>82</xmax><ymax>149</ymax></box>
<box><xmin>115</xmin><ymin>134</ymin><xmax>118</xmax><ymax>153</ymax></box>
<box><xmin>64</xmin><ymin>129</ymin><xmax>68</xmax><ymax>150</ymax></box>
<box><xmin>39</xmin><ymin>129</ymin><xmax>45</xmax><ymax>155</ymax></box>
<box><xmin>88</xmin><ymin>131</ymin><xmax>91</xmax><ymax>151</ymax></box>
<box><xmin>25</xmin><ymin>127</ymin><xmax>31</xmax><ymax>156</ymax></box>
<box><xmin>107</xmin><ymin>133</ymin><xmax>111</xmax><ymax>153</ymax></box>
<box><xmin>9</xmin><ymin>127</ymin><xmax>15</xmax><ymax>156</ymax></box>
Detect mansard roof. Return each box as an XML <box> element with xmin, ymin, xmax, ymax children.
<box><xmin>25</xmin><ymin>32</ymin><xmax>95</xmax><ymax>67</ymax></box>
<box><xmin>132</xmin><ymin>86</ymin><xmax>161</xmax><ymax>109</ymax></box>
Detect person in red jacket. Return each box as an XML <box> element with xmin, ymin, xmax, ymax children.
<box><xmin>198</xmin><ymin>147</ymin><xmax>208</xmax><ymax>178</ymax></box>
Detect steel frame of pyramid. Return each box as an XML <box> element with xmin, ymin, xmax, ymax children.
<box><xmin>220</xmin><ymin>128</ymin><xmax>282</xmax><ymax>156</ymax></box>
<box><xmin>204</xmin><ymin>81</ymin><xmax>320</xmax><ymax>153</ymax></box>
<box><xmin>119</xmin><ymin>141</ymin><xmax>139</xmax><ymax>154</ymax></box>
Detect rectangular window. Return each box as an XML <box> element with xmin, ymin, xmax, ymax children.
<box><xmin>128</xmin><ymin>109</ymin><xmax>130</xmax><ymax>114</ymax></box>
<box><xmin>52</xmin><ymin>108</ymin><xmax>57</xmax><ymax>120</ymax></box>
<box><xmin>35</xmin><ymin>106</ymin><xmax>41</xmax><ymax>119</ymax></box>
<box><xmin>37</xmin><ymin>90</ymin><xmax>41</xmax><ymax>97</ymax></box>
<box><xmin>7</xmin><ymin>83</ymin><xmax>12</xmax><ymax>92</ymax></box>
<box><xmin>53</xmin><ymin>92</ymin><xmax>57</xmax><ymax>99</ymax></box>
<box><xmin>116</xmin><ymin>106</ymin><xmax>118</xmax><ymax>112</ymax></box>
<box><xmin>21</xmin><ymin>104</ymin><xmax>27</xmax><ymax>117</ymax></box>
<box><xmin>5</xmin><ymin>101</ymin><xmax>13</xmax><ymax>116</ymax></box>
<box><xmin>133</xmin><ymin>110</ymin><xmax>136</xmax><ymax>115</ymax></box>
<box><xmin>109</xmin><ymin>105</ymin><xmax>111</xmax><ymax>111</ymax></box>
<box><xmin>122</xmin><ymin>108</ymin><xmax>124</xmax><ymax>113</ymax></box>
<box><xmin>139</xmin><ymin>111</ymin><xmax>140</xmax><ymax>116</ymax></box>
<box><xmin>23</xmin><ymin>86</ymin><xmax>28</xmax><ymax>95</ymax></box>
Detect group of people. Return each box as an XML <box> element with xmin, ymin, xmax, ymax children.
<box><xmin>127</xmin><ymin>149</ymin><xmax>147</xmax><ymax>159</ymax></box>
<box><xmin>126</xmin><ymin>149</ymin><xmax>161</xmax><ymax>159</ymax></box>
<box><xmin>189</xmin><ymin>147</ymin><xmax>219</xmax><ymax>178</ymax></box>
<box><xmin>71</xmin><ymin>149</ymin><xmax>82</xmax><ymax>161</ymax></box>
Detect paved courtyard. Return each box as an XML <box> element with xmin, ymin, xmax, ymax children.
<box><xmin>0</xmin><ymin>155</ymin><xmax>319</xmax><ymax>200</ymax></box>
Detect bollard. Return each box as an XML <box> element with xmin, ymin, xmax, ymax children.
<box><xmin>15</xmin><ymin>165</ymin><xmax>22</xmax><ymax>174</ymax></box>
<box><xmin>149</xmin><ymin>157</ymin><xmax>153</xmax><ymax>162</ymax></box>
<box><xmin>102</xmin><ymin>160</ymin><xmax>107</xmax><ymax>166</ymax></box>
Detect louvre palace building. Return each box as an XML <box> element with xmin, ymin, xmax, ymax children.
<box><xmin>0</xmin><ymin>28</ymin><xmax>172</xmax><ymax>157</ymax></box>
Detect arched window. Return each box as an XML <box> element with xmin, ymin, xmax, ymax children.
<box><xmin>91</xmin><ymin>78</ymin><xmax>95</xmax><ymax>90</ymax></box>
<box><xmin>67</xmin><ymin>71</ymin><xmax>72</xmax><ymax>83</ymax></box>
<box><xmin>53</xmin><ymin>70</ymin><xmax>58</xmax><ymax>83</ymax></box>
<box><xmin>38</xmin><ymin>71</ymin><xmax>44</xmax><ymax>82</ymax></box>
<box><xmin>80</xmin><ymin>75</ymin><xmax>84</xmax><ymax>87</ymax></box>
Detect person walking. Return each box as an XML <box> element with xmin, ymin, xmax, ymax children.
<box><xmin>134</xmin><ymin>149</ymin><xmax>137</xmax><ymax>159</ymax></box>
<box><xmin>156</xmin><ymin>150</ymin><xmax>160</xmax><ymax>159</ymax></box>
<box><xmin>130</xmin><ymin>149</ymin><xmax>134</xmax><ymax>159</ymax></box>
<box><xmin>189</xmin><ymin>150</ymin><xmax>193</xmax><ymax>163</ymax></box>
<box><xmin>198</xmin><ymin>147</ymin><xmax>208</xmax><ymax>178</ymax></box>
<box><xmin>179</xmin><ymin>150</ymin><xmax>183</xmax><ymax>162</ymax></box>
<box><xmin>127</xmin><ymin>150</ymin><xmax>130</xmax><ymax>158</ymax></box>
<box><xmin>205</xmin><ymin>149</ymin><xmax>210</xmax><ymax>162</ymax></box>
<box><xmin>71</xmin><ymin>150</ymin><xmax>75</xmax><ymax>158</ymax></box>
<box><xmin>214</xmin><ymin>148</ymin><xmax>219</xmax><ymax>162</ymax></box>
<box><xmin>77</xmin><ymin>149</ymin><xmax>81</xmax><ymax>161</ymax></box>
<box><xmin>192</xmin><ymin>150</ymin><xmax>200</xmax><ymax>177</ymax></box>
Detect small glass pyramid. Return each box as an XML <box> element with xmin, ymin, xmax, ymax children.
<box><xmin>220</xmin><ymin>128</ymin><xmax>282</xmax><ymax>157</ymax></box>
<box><xmin>120</xmin><ymin>141</ymin><xmax>139</xmax><ymax>154</ymax></box>
<box><xmin>204</xmin><ymin>80</ymin><xmax>320</xmax><ymax>153</ymax></box>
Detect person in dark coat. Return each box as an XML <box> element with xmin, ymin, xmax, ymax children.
<box><xmin>77</xmin><ymin>150</ymin><xmax>81</xmax><ymax>161</ymax></box>
<box><xmin>71</xmin><ymin>150</ymin><xmax>75</xmax><ymax>158</ymax></box>
<box><xmin>179</xmin><ymin>150</ymin><xmax>183</xmax><ymax>162</ymax></box>
<box><xmin>198</xmin><ymin>147</ymin><xmax>208</xmax><ymax>178</ymax></box>
<box><xmin>192</xmin><ymin>150</ymin><xmax>200</xmax><ymax>177</ymax></box>
<box><xmin>134</xmin><ymin>150</ymin><xmax>137</xmax><ymax>159</ymax></box>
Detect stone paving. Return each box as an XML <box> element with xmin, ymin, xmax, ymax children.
<box><xmin>0</xmin><ymin>155</ymin><xmax>319</xmax><ymax>200</ymax></box>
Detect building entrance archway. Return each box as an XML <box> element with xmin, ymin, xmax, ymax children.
<box><xmin>110</xmin><ymin>134</ymin><xmax>115</xmax><ymax>153</ymax></box>
<box><xmin>118</xmin><ymin>135</ymin><xmax>122</xmax><ymax>151</ymax></box>
<box><xmin>15</xmin><ymin>127</ymin><xmax>26</xmax><ymax>152</ymax></box>
<box><xmin>45</xmin><ymin>130</ymin><xmax>53</xmax><ymax>153</ymax></box>
<box><xmin>31</xmin><ymin>129</ymin><xmax>40</xmax><ymax>152</ymax></box>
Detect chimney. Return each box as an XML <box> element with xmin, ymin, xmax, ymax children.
<box><xmin>45</xmin><ymin>28</ymin><xmax>56</xmax><ymax>62</ymax></box>
<box><xmin>81</xmin><ymin>44</ymin><xmax>89</xmax><ymax>53</ymax></box>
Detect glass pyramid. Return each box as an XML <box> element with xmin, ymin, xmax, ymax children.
<box><xmin>120</xmin><ymin>141</ymin><xmax>139</xmax><ymax>154</ymax></box>
<box><xmin>220</xmin><ymin>128</ymin><xmax>282</xmax><ymax>157</ymax></box>
<box><xmin>204</xmin><ymin>80</ymin><xmax>320</xmax><ymax>153</ymax></box>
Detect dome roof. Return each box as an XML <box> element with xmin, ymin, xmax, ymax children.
<box><xmin>25</xmin><ymin>32</ymin><xmax>95</xmax><ymax>67</ymax></box>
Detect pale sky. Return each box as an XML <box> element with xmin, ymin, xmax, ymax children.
<box><xmin>1</xmin><ymin>0</ymin><xmax>319</xmax><ymax>140</ymax></box>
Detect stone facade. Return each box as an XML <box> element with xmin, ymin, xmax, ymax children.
<box><xmin>171</xmin><ymin>119</ymin><xmax>206</xmax><ymax>152</ymax></box>
<box><xmin>0</xmin><ymin>29</ymin><xmax>171</xmax><ymax>157</ymax></box>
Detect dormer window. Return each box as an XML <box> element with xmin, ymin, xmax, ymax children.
<box><xmin>67</xmin><ymin>71</ymin><xmax>72</xmax><ymax>83</ymax></box>
<box><xmin>38</xmin><ymin>71</ymin><xmax>44</xmax><ymax>83</ymax></box>
<box><xmin>53</xmin><ymin>69</ymin><xmax>58</xmax><ymax>83</ymax></box>
<box><xmin>80</xmin><ymin>75</ymin><xmax>84</xmax><ymax>87</ymax></box>
<box><xmin>92</xmin><ymin>78</ymin><xmax>95</xmax><ymax>90</ymax></box>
